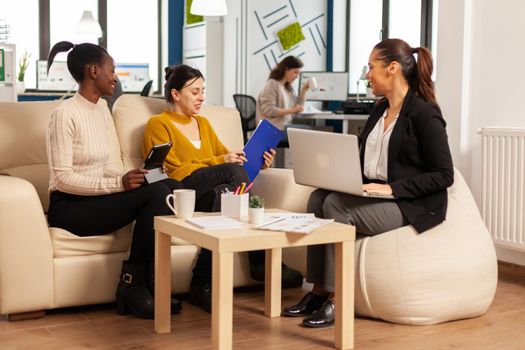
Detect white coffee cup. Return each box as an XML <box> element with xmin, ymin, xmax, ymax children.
<box><xmin>309</xmin><ymin>77</ymin><xmax>318</xmax><ymax>90</ymax></box>
<box><xmin>166</xmin><ymin>189</ymin><xmax>195</xmax><ymax>219</ymax></box>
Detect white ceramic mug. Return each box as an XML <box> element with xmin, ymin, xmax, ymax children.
<box><xmin>166</xmin><ymin>189</ymin><xmax>195</xmax><ymax>219</ymax></box>
<box><xmin>309</xmin><ymin>77</ymin><xmax>318</xmax><ymax>90</ymax></box>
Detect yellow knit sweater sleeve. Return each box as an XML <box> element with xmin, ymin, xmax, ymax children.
<box><xmin>142</xmin><ymin>112</ymin><xmax>229</xmax><ymax>181</ymax></box>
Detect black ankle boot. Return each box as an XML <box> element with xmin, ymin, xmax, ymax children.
<box><xmin>188</xmin><ymin>283</ymin><xmax>212</xmax><ymax>313</ymax></box>
<box><xmin>147</xmin><ymin>260</ymin><xmax>182</xmax><ymax>314</ymax></box>
<box><xmin>116</xmin><ymin>260</ymin><xmax>154</xmax><ymax>319</ymax></box>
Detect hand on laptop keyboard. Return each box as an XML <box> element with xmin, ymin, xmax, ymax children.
<box><xmin>362</xmin><ymin>183</ymin><xmax>393</xmax><ymax>196</ymax></box>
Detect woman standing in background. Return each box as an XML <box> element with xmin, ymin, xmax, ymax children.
<box><xmin>256</xmin><ymin>55</ymin><xmax>312</xmax><ymax>130</ymax></box>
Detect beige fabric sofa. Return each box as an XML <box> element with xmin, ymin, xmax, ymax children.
<box><xmin>0</xmin><ymin>95</ymin><xmax>313</xmax><ymax>319</ymax></box>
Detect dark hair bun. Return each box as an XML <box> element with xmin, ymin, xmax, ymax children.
<box><xmin>164</xmin><ymin>66</ymin><xmax>175</xmax><ymax>81</ymax></box>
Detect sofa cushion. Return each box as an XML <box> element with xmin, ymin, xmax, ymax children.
<box><xmin>50</xmin><ymin>225</ymin><xmax>133</xmax><ymax>258</ymax></box>
<box><xmin>51</xmin><ymin>223</ymin><xmax>192</xmax><ymax>257</ymax></box>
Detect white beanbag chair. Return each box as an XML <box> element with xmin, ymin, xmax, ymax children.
<box><xmin>354</xmin><ymin>169</ymin><xmax>498</xmax><ymax>325</ymax></box>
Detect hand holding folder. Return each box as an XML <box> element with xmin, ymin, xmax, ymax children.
<box><xmin>242</xmin><ymin>119</ymin><xmax>284</xmax><ymax>181</ymax></box>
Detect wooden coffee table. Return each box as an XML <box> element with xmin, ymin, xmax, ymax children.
<box><xmin>154</xmin><ymin>210</ymin><xmax>355</xmax><ymax>349</ymax></box>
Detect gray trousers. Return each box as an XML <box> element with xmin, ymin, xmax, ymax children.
<box><xmin>306</xmin><ymin>189</ymin><xmax>407</xmax><ymax>292</ymax></box>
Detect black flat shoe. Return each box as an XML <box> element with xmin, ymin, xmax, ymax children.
<box><xmin>282</xmin><ymin>292</ymin><xmax>328</xmax><ymax>317</ymax></box>
<box><xmin>302</xmin><ymin>299</ymin><xmax>335</xmax><ymax>328</ymax></box>
<box><xmin>188</xmin><ymin>283</ymin><xmax>212</xmax><ymax>313</ymax></box>
<box><xmin>250</xmin><ymin>263</ymin><xmax>304</xmax><ymax>288</ymax></box>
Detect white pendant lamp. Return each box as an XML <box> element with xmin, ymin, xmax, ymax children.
<box><xmin>76</xmin><ymin>10</ymin><xmax>102</xmax><ymax>38</ymax></box>
<box><xmin>190</xmin><ymin>0</ymin><xmax>228</xmax><ymax>16</ymax></box>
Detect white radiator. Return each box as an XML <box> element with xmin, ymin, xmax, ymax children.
<box><xmin>481</xmin><ymin>127</ymin><xmax>525</xmax><ymax>251</ymax></box>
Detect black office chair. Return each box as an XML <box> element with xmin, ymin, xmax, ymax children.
<box><xmin>140</xmin><ymin>80</ymin><xmax>153</xmax><ymax>96</ymax></box>
<box><xmin>232</xmin><ymin>94</ymin><xmax>257</xmax><ymax>143</ymax></box>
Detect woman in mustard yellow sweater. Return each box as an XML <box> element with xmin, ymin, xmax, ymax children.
<box><xmin>142</xmin><ymin>64</ymin><xmax>303</xmax><ymax>313</ymax></box>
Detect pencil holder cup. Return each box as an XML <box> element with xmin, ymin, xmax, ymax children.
<box><xmin>221</xmin><ymin>193</ymin><xmax>249</xmax><ymax>218</ymax></box>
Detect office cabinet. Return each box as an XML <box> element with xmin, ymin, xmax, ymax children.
<box><xmin>0</xmin><ymin>43</ymin><xmax>16</xmax><ymax>102</ymax></box>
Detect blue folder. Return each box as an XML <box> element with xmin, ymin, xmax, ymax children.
<box><xmin>242</xmin><ymin>119</ymin><xmax>284</xmax><ymax>181</ymax></box>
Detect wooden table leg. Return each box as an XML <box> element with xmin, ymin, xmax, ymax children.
<box><xmin>212</xmin><ymin>251</ymin><xmax>233</xmax><ymax>350</ymax></box>
<box><xmin>264</xmin><ymin>248</ymin><xmax>282</xmax><ymax>317</ymax></box>
<box><xmin>334</xmin><ymin>240</ymin><xmax>354</xmax><ymax>349</ymax></box>
<box><xmin>154</xmin><ymin>230</ymin><xmax>172</xmax><ymax>333</ymax></box>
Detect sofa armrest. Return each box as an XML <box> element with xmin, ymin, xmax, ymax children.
<box><xmin>0</xmin><ymin>176</ymin><xmax>54</xmax><ymax>314</ymax></box>
<box><xmin>251</xmin><ymin>168</ymin><xmax>315</xmax><ymax>212</ymax></box>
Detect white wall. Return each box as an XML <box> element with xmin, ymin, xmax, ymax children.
<box><xmin>223</xmin><ymin>0</ymin><xmax>327</xmax><ymax>107</ymax></box>
<box><xmin>435</xmin><ymin>0</ymin><xmax>470</xmax><ymax>175</ymax></box>
<box><xmin>437</xmin><ymin>0</ymin><xmax>525</xmax><ymax>202</ymax></box>
<box><xmin>437</xmin><ymin>0</ymin><xmax>525</xmax><ymax>265</ymax></box>
<box><xmin>466</xmin><ymin>0</ymin><xmax>525</xmax><ymax>199</ymax></box>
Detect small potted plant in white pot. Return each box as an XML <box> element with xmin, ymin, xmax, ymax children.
<box><xmin>249</xmin><ymin>195</ymin><xmax>265</xmax><ymax>225</ymax></box>
<box><xmin>17</xmin><ymin>51</ymin><xmax>31</xmax><ymax>93</ymax></box>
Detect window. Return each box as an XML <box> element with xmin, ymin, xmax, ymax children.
<box><xmin>50</xmin><ymin>0</ymin><xmax>98</xmax><ymax>46</ymax></box>
<box><xmin>348</xmin><ymin>0</ymin><xmax>383</xmax><ymax>95</ymax></box>
<box><xmin>107</xmin><ymin>0</ymin><xmax>159</xmax><ymax>93</ymax></box>
<box><xmin>37</xmin><ymin>0</ymin><xmax>164</xmax><ymax>93</ymax></box>
<box><xmin>389</xmin><ymin>0</ymin><xmax>421</xmax><ymax>48</ymax></box>
<box><xmin>348</xmin><ymin>0</ymin><xmax>435</xmax><ymax>95</ymax></box>
<box><xmin>47</xmin><ymin>0</ymin><xmax>98</xmax><ymax>88</ymax></box>
<box><xmin>1</xmin><ymin>1</ymin><xmax>40</xmax><ymax>89</ymax></box>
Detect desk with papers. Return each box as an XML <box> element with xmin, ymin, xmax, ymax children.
<box><xmin>296</xmin><ymin>112</ymin><xmax>369</xmax><ymax>134</ymax></box>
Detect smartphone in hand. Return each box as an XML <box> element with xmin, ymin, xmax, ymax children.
<box><xmin>142</xmin><ymin>142</ymin><xmax>172</xmax><ymax>184</ymax></box>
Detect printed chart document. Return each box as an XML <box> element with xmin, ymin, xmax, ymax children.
<box><xmin>256</xmin><ymin>213</ymin><xmax>334</xmax><ymax>234</ymax></box>
<box><xmin>243</xmin><ymin>119</ymin><xmax>284</xmax><ymax>181</ymax></box>
<box><xmin>186</xmin><ymin>216</ymin><xmax>242</xmax><ymax>230</ymax></box>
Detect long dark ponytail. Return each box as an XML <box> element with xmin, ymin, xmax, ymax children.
<box><xmin>374</xmin><ymin>38</ymin><xmax>437</xmax><ymax>106</ymax></box>
<box><xmin>47</xmin><ymin>41</ymin><xmax>108</xmax><ymax>83</ymax></box>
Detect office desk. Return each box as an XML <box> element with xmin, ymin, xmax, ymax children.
<box><xmin>297</xmin><ymin>113</ymin><xmax>368</xmax><ymax>134</ymax></box>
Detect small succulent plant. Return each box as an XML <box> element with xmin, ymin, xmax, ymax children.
<box><xmin>17</xmin><ymin>51</ymin><xmax>31</xmax><ymax>82</ymax></box>
<box><xmin>249</xmin><ymin>195</ymin><xmax>264</xmax><ymax>208</ymax></box>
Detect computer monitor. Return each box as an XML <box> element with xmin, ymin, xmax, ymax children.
<box><xmin>115</xmin><ymin>63</ymin><xmax>150</xmax><ymax>92</ymax></box>
<box><xmin>299</xmin><ymin>71</ymin><xmax>349</xmax><ymax>101</ymax></box>
<box><xmin>37</xmin><ymin>60</ymin><xmax>78</xmax><ymax>91</ymax></box>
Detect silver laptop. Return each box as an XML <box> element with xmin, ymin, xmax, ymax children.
<box><xmin>288</xmin><ymin>128</ymin><xmax>395</xmax><ymax>199</ymax></box>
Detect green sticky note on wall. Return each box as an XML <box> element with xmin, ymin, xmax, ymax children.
<box><xmin>277</xmin><ymin>22</ymin><xmax>305</xmax><ymax>51</ymax></box>
<box><xmin>186</xmin><ymin>0</ymin><xmax>203</xmax><ymax>25</ymax></box>
<box><xmin>0</xmin><ymin>49</ymin><xmax>5</xmax><ymax>81</ymax></box>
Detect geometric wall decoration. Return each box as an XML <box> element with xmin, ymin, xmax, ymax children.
<box><xmin>277</xmin><ymin>22</ymin><xmax>305</xmax><ymax>50</ymax></box>
<box><xmin>251</xmin><ymin>0</ymin><xmax>327</xmax><ymax>71</ymax></box>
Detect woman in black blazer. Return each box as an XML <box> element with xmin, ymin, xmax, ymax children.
<box><xmin>283</xmin><ymin>38</ymin><xmax>454</xmax><ymax>328</ymax></box>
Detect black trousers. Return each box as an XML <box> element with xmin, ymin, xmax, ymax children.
<box><xmin>47</xmin><ymin>179</ymin><xmax>183</xmax><ymax>265</ymax></box>
<box><xmin>182</xmin><ymin>163</ymin><xmax>265</xmax><ymax>285</ymax></box>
